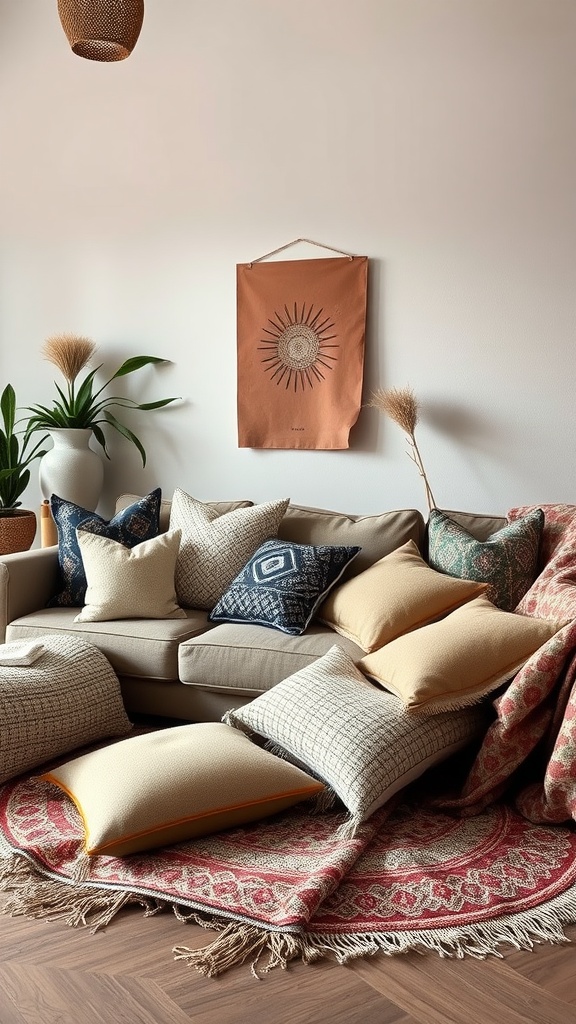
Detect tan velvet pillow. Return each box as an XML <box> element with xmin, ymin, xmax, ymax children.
<box><xmin>359</xmin><ymin>595</ymin><xmax>559</xmax><ymax>714</ymax></box>
<box><xmin>319</xmin><ymin>540</ymin><xmax>487</xmax><ymax>652</ymax></box>
<box><xmin>43</xmin><ymin>722</ymin><xmax>324</xmax><ymax>857</ymax></box>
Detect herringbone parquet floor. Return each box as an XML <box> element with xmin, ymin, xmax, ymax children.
<box><xmin>1</xmin><ymin>899</ymin><xmax>575</xmax><ymax>1023</ymax></box>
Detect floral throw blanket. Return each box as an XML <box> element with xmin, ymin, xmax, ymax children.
<box><xmin>440</xmin><ymin>503</ymin><xmax>576</xmax><ymax>824</ymax></box>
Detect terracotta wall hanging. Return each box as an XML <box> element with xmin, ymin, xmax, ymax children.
<box><xmin>237</xmin><ymin>241</ymin><xmax>368</xmax><ymax>450</ymax></box>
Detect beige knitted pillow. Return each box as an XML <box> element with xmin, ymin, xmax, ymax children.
<box><xmin>169</xmin><ymin>489</ymin><xmax>290</xmax><ymax>610</ymax></box>
<box><xmin>0</xmin><ymin>635</ymin><xmax>132</xmax><ymax>784</ymax></box>
<box><xmin>224</xmin><ymin>645</ymin><xmax>488</xmax><ymax>835</ymax></box>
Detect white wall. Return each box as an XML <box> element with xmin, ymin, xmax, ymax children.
<box><xmin>1</xmin><ymin>0</ymin><xmax>575</xmax><ymax>520</ymax></box>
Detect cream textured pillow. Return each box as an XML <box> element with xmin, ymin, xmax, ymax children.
<box><xmin>223</xmin><ymin>645</ymin><xmax>489</xmax><ymax>835</ymax></box>
<box><xmin>359</xmin><ymin>595</ymin><xmax>559</xmax><ymax>714</ymax></box>
<box><xmin>74</xmin><ymin>529</ymin><xmax>186</xmax><ymax>622</ymax></box>
<box><xmin>42</xmin><ymin>722</ymin><xmax>324</xmax><ymax>856</ymax></box>
<box><xmin>319</xmin><ymin>540</ymin><xmax>487</xmax><ymax>652</ymax></box>
<box><xmin>169</xmin><ymin>489</ymin><xmax>290</xmax><ymax>610</ymax></box>
<box><xmin>0</xmin><ymin>634</ymin><xmax>132</xmax><ymax>784</ymax></box>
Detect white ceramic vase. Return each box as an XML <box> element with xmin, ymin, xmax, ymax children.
<box><xmin>39</xmin><ymin>428</ymin><xmax>104</xmax><ymax>511</ymax></box>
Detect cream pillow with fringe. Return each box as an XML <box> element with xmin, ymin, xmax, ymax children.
<box><xmin>223</xmin><ymin>645</ymin><xmax>489</xmax><ymax>837</ymax></box>
<box><xmin>359</xmin><ymin>595</ymin><xmax>559</xmax><ymax>714</ymax></box>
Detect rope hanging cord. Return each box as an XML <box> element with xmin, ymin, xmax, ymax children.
<box><xmin>246</xmin><ymin>238</ymin><xmax>356</xmax><ymax>268</ymax></box>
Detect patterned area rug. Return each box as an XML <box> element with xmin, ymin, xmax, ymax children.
<box><xmin>1</xmin><ymin>770</ymin><xmax>576</xmax><ymax>977</ymax></box>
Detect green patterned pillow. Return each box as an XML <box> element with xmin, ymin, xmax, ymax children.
<box><xmin>427</xmin><ymin>508</ymin><xmax>544</xmax><ymax>611</ymax></box>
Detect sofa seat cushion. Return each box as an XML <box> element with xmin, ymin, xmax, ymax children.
<box><xmin>277</xmin><ymin>505</ymin><xmax>426</xmax><ymax>581</ymax></box>
<box><xmin>178</xmin><ymin>622</ymin><xmax>365</xmax><ymax>695</ymax></box>
<box><xmin>6</xmin><ymin>608</ymin><xmax>214</xmax><ymax>681</ymax></box>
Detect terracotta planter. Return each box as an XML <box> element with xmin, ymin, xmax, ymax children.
<box><xmin>0</xmin><ymin>509</ymin><xmax>37</xmax><ymax>555</ymax></box>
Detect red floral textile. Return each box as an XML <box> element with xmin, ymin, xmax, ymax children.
<box><xmin>440</xmin><ymin>504</ymin><xmax>576</xmax><ymax>824</ymax></box>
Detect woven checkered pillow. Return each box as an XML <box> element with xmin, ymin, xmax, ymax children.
<box><xmin>169</xmin><ymin>490</ymin><xmax>290</xmax><ymax>610</ymax></box>
<box><xmin>223</xmin><ymin>645</ymin><xmax>488</xmax><ymax>836</ymax></box>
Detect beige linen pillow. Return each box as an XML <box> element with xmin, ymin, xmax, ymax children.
<box><xmin>319</xmin><ymin>540</ymin><xmax>487</xmax><ymax>652</ymax></box>
<box><xmin>169</xmin><ymin>489</ymin><xmax>290</xmax><ymax>609</ymax></box>
<box><xmin>359</xmin><ymin>595</ymin><xmax>559</xmax><ymax>714</ymax></box>
<box><xmin>74</xmin><ymin>528</ymin><xmax>186</xmax><ymax>622</ymax></box>
<box><xmin>42</xmin><ymin>722</ymin><xmax>324</xmax><ymax>856</ymax></box>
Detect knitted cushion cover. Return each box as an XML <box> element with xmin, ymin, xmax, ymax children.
<box><xmin>224</xmin><ymin>645</ymin><xmax>488</xmax><ymax>835</ymax></box>
<box><xmin>169</xmin><ymin>490</ymin><xmax>290</xmax><ymax>610</ymax></box>
<box><xmin>0</xmin><ymin>634</ymin><xmax>132</xmax><ymax>785</ymax></box>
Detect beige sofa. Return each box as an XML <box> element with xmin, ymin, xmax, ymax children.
<box><xmin>0</xmin><ymin>496</ymin><xmax>506</xmax><ymax>722</ymax></box>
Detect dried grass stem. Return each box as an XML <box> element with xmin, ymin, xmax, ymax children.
<box><xmin>42</xmin><ymin>334</ymin><xmax>96</xmax><ymax>384</ymax></box>
<box><xmin>368</xmin><ymin>386</ymin><xmax>437</xmax><ymax>511</ymax></box>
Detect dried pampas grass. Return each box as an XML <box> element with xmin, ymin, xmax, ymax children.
<box><xmin>368</xmin><ymin>386</ymin><xmax>437</xmax><ymax>511</ymax></box>
<box><xmin>42</xmin><ymin>334</ymin><xmax>96</xmax><ymax>384</ymax></box>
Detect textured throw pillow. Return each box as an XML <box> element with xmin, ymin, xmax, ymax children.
<box><xmin>508</xmin><ymin>504</ymin><xmax>576</xmax><ymax>622</ymax></box>
<box><xmin>359</xmin><ymin>595</ymin><xmax>559</xmax><ymax>715</ymax></box>
<box><xmin>223</xmin><ymin>645</ymin><xmax>489</xmax><ymax>834</ymax></box>
<box><xmin>74</xmin><ymin>529</ymin><xmax>186</xmax><ymax>622</ymax></box>
<box><xmin>427</xmin><ymin>507</ymin><xmax>544</xmax><ymax>612</ymax></box>
<box><xmin>169</xmin><ymin>489</ymin><xmax>290</xmax><ymax>610</ymax></box>
<box><xmin>319</xmin><ymin>540</ymin><xmax>486</xmax><ymax>652</ymax></box>
<box><xmin>49</xmin><ymin>489</ymin><xmax>162</xmax><ymax>607</ymax></box>
<box><xmin>209</xmin><ymin>538</ymin><xmax>361</xmax><ymax>635</ymax></box>
<box><xmin>42</xmin><ymin>722</ymin><xmax>324</xmax><ymax>856</ymax></box>
<box><xmin>0</xmin><ymin>634</ymin><xmax>132</xmax><ymax>785</ymax></box>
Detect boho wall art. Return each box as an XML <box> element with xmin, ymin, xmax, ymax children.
<box><xmin>237</xmin><ymin>240</ymin><xmax>368</xmax><ymax>450</ymax></box>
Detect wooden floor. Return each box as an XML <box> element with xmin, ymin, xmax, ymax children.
<box><xmin>0</xmin><ymin>900</ymin><xmax>575</xmax><ymax>1023</ymax></box>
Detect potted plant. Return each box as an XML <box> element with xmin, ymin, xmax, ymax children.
<box><xmin>25</xmin><ymin>334</ymin><xmax>180</xmax><ymax>509</ymax></box>
<box><xmin>0</xmin><ymin>384</ymin><xmax>49</xmax><ymax>554</ymax></box>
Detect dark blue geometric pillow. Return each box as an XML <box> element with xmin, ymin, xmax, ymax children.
<box><xmin>208</xmin><ymin>538</ymin><xmax>361</xmax><ymax>635</ymax></box>
<box><xmin>49</xmin><ymin>488</ymin><xmax>162</xmax><ymax>607</ymax></box>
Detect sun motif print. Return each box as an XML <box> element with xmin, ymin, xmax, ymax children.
<box><xmin>258</xmin><ymin>303</ymin><xmax>338</xmax><ymax>391</ymax></box>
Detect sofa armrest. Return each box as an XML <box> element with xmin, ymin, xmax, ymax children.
<box><xmin>0</xmin><ymin>545</ymin><xmax>60</xmax><ymax>642</ymax></box>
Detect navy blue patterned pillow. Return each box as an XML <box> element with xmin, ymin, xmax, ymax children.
<box><xmin>208</xmin><ymin>539</ymin><xmax>361</xmax><ymax>635</ymax></box>
<box><xmin>49</xmin><ymin>489</ymin><xmax>162</xmax><ymax>607</ymax></box>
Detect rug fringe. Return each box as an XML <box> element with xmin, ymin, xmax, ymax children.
<box><xmin>0</xmin><ymin>853</ymin><xmax>163</xmax><ymax>931</ymax></box>
<box><xmin>173</xmin><ymin>924</ymin><xmax>319</xmax><ymax>979</ymax></box>
<box><xmin>3</xmin><ymin>847</ymin><xmax>576</xmax><ymax>980</ymax></box>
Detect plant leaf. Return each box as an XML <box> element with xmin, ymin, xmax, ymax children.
<box><xmin>103</xmin><ymin>410</ymin><xmax>147</xmax><ymax>467</ymax></box>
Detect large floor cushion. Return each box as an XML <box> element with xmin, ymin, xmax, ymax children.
<box><xmin>0</xmin><ymin>634</ymin><xmax>132</xmax><ymax>784</ymax></box>
<box><xmin>178</xmin><ymin>622</ymin><xmax>366</xmax><ymax>694</ymax></box>
<box><xmin>6</xmin><ymin>608</ymin><xmax>216</xmax><ymax>680</ymax></box>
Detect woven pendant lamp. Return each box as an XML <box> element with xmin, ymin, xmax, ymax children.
<box><xmin>57</xmin><ymin>0</ymin><xmax>145</xmax><ymax>62</ymax></box>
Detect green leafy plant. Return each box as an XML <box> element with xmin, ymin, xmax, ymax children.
<box><xmin>0</xmin><ymin>384</ymin><xmax>48</xmax><ymax>513</ymax></box>
<box><xmin>26</xmin><ymin>334</ymin><xmax>180</xmax><ymax>468</ymax></box>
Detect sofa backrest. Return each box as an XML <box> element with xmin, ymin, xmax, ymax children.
<box><xmin>278</xmin><ymin>504</ymin><xmax>426</xmax><ymax>580</ymax></box>
<box><xmin>432</xmin><ymin>508</ymin><xmax>507</xmax><ymax>541</ymax></box>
